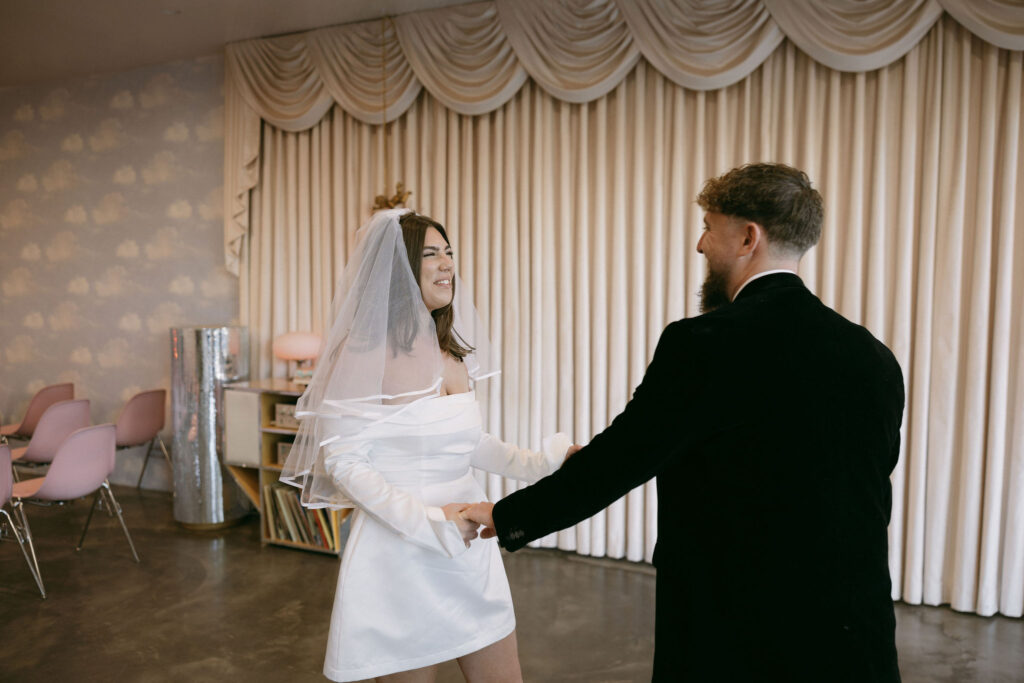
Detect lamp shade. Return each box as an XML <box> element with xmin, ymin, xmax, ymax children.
<box><xmin>272</xmin><ymin>331</ymin><xmax>322</xmax><ymax>361</ymax></box>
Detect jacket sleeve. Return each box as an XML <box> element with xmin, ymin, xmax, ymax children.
<box><xmin>322</xmin><ymin>440</ymin><xmax>468</xmax><ymax>558</ymax></box>
<box><xmin>493</xmin><ymin>323</ymin><xmax>701</xmax><ymax>551</ymax></box>
<box><xmin>470</xmin><ymin>432</ymin><xmax>571</xmax><ymax>483</ymax></box>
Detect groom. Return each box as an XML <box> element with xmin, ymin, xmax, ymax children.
<box><xmin>463</xmin><ymin>163</ymin><xmax>905</xmax><ymax>681</ymax></box>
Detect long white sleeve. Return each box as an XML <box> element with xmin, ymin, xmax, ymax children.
<box><xmin>470</xmin><ymin>432</ymin><xmax>571</xmax><ymax>483</ymax></box>
<box><xmin>323</xmin><ymin>440</ymin><xmax>468</xmax><ymax>558</ymax></box>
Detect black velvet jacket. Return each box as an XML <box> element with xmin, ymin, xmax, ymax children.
<box><xmin>493</xmin><ymin>273</ymin><xmax>905</xmax><ymax>682</ymax></box>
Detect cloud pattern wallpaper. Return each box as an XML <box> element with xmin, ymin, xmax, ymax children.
<box><xmin>0</xmin><ymin>55</ymin><xmax>237</xmax><ymax>490</ymax></box>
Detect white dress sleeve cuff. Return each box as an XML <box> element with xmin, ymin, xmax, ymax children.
<box><xmin>541</xmin><ymin>432</ymin><xmax>572</xmax><ymax>474</ymax></box>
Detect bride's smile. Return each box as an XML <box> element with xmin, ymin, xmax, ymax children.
<box><xmin>419</xmin><ymin>226</ymin><xmax>455</xmax><ymax>311</ymax></box>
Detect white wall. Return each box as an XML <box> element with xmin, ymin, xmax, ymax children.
<box><xmin>0</xmin><ymin>55</ymin><xmax>236</xmax><ymax>491</ymax></box>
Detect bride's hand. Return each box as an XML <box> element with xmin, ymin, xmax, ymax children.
<box><xmin>461</xmin><ymin>502</ymin><xmax>496</xmax><ymax>539</ymax></box>
<box><xmin>442</xmin><ymin>503</ymin><xmax>479</xmax><ymax>546</ymax></box>
<box><xmin>563</xmin><ymin>444</ymin><xmax>583</xmax><ymax>463</ymax></box>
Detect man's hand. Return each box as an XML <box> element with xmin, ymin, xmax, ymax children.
<box><xmin>564</xmin><ymin>444</ymin><xmax>583</xmax><ymax>462</ymax></box>
<box><xmin>461</xmin><ymin>502</ymin><xmax>497</xmax><ymax>539</ymax></box>
<box><xmin>442</xmin><ymin>503</ymin><xmax>479</xmax><ymax>546</ymax></box>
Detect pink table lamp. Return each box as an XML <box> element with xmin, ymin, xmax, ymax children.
<box><xmin>272</xmin><ymin>332</ymin><xmax>322</xmax><ymax>385</ymax></box>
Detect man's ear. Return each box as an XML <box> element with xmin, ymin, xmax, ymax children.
<box><xmin>738</xmin><ymin>221</ymin><xmax>763</xmax><ymax>256</ymax></box>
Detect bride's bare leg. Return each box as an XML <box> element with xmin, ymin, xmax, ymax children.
<box><xmin>376</xmin><ymin>664</ymin><xmax>438</xmax><ymax>683</ymax></box>
<box><xmin>455</xmin><ymin>631</ymin><xmax>523</xmax><ymax>683</ymax></box>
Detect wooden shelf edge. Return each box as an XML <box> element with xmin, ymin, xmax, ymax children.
<box><xmin>226</xmin><ymin>465</ymin><xmax>260</xmax><ymax>508</ymax></box>
<box><xmin>262</xmin><ymin>425</ymin><xmax>299</xmax><ymax>435</ymax></box>
<box><xmin>227</xmin><ymin>379</ymin><xmax>306</xmax><ymax>395</ymax></box>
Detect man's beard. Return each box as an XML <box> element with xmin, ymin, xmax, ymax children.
<box><xmin>699</xmin><ymin>266</ymin><xmax>731</xmax><ymax>313</ymax></box>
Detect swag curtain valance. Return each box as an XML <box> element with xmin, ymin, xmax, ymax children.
<box><xmin>222</xmin><ymin>0</ymin><xmax>1024</xmax><ymax>274</ymax></box>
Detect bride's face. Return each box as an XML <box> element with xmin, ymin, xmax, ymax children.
<box><xmin>419</xmin><ymin>227</ymin><xmax>455</xmax><ymax>311</ymax></box>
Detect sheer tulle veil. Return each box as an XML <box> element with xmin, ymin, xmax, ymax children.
<box><xmin>279</xmin><ymin>209</ymin><xmax>498</xmax><ymax>508</ymax></box>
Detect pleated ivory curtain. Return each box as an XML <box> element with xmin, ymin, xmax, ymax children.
<box><xmin>235</xmin><ymin>10</ymin><xmax>1024</xmax><ymax>618</ymax></box>
<box><xmin>224</xmin><ymin>0</ymin><xmax>1024</xmax><ymax>273</ymax></box>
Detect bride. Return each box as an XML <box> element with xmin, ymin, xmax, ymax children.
<box><xmin>281</xmin><ymin>209</ymin><xmax>573</xmax><ymax>682</ymax></box>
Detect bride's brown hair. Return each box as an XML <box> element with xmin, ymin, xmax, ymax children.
<box><xmin>399</xmin><ymin>213</ymin><xmax>474</xmax><ymax>361</ymax></box>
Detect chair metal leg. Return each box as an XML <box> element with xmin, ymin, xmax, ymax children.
<box><xmin>76</xmin><ymin>490</ymin><xmax>102</xmax><ymax>551</ymax></box>
<box><xmin>101</xmin><ymin>481</ymin><xmax>140</xmax><ymax>563</ymax></box>
<box><xmin>9</xmin><ymin>501</ymin><xmax>46</xmax><ymax>598</ymax></box>
<box><xmin>134</xmin><ymin>436</ymin><xmax>171</xmax><ymax>490</ymax></box>
<box><xmin>1</xmin><ymin>508</ymin><xmax>46</xmax><ymax>598</ymax></box>
<box><xmin>135</xmin><ymin>438</ymin><xmax>156</xmax><ymax>488</ymax></box>
<box><xmin>12</xmin><ymin>500</ymin><xmax>43</xmax><ymax>582</ymax></box>
<box><xmin>157</xmin><ymin>435</ymin><xmax>171</xmax><ymax>468</ymax></box>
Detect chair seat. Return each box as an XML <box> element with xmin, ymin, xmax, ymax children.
<box><xmin>11</xmin><ymin>446</ymin><xmax>28</xmax><ymax>461</ymax></box>
<box><xmin>12</xmin><ymin>477</ymin><xmax>45</xmax><ymax>499</ymax></box>
<box><xmin>116</xmin><ymin>439</ymin><xmax>152</xmax><ymax>449</ymax></box>
<box><xmin>1</xmin><ymin>423</ymin><xmax>21</xmax><ymax>436</ymax></box>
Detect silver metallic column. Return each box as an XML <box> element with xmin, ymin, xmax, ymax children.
<box><xmin>170</xmin><ymin>325</ymin><xmax>249</xmax><ymax>528</ymax></box>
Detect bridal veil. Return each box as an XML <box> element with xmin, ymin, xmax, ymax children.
<box><xmin>280</xmin><ymin>209</ymin><xmax>498</xmax><ymax>508</ymax></box>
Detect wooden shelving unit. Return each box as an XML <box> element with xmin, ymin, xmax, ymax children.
<box><xmin>224</xmin><ymin>378</ymin><xmax>350</xmax><ymax>555</ymax></box>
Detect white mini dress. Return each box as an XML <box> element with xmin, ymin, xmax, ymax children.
<box><xmin>320</xmin><ymin>391</ymin><xmax>566</xmax><ymax>682</ymax></box>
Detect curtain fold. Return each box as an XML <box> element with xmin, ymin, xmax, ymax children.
<box><xmin>223</xmin><ymin>63</ymin><xmax>262</xmax><ymax>275</ymax></box>
<box><xmin>307</xmin><ymin>20</ymin><xmax>422</xmax><ymax>125</ymax></box>
<box><xmin>221</xmin><ymin>0</ymin><xmax>1024</xmax><ymax>275</ymax></box>
<box><xmin>615</xmin><ymin>0</ymin><xmax>785</xmax><ymax>90</ymax></box>
<box><xmin>229</xmin><ymin>35</ymin><xmax>335</xmax><ymax>131</ymax></box>
<box><xmin>395</xmin><ymin>2</ymin><xmax>528</xmax><ymax>115</ymax></box>
<box><xmin>938</xmin><ymin>0</ymin><xmax>1024</xmax><ymax>50</ymax></box>
<box><xmin>221</xmin><ymin>0</ymin><xmax>1021</xmax><ymax>128</ymax></box>
<box><xmin>495</xmin><ymin>0</ymin><xmax>640</xmax><ymax>103</ymax></box>
<box><xmin>762</xmin><ymin>0</ymin><xmax>944</xmax><ymax>72</ymax></box>
<box><xmin>242</xmin><ymin>15</ymin><xmax>1024</xmax><ymax>617</ymax></box>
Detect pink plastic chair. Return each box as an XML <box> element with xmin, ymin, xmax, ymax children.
<box><xmin>12</xmin><ymin>424</ymin><xmax>140</xmax><ymax>563</ymax></box>
<box><xmin>0</xmin><ymin>383</ymin><xmax>74</xmax><ymax>440</ymax></box>
<box><xmin>1</xmin><ymin>444</ymin><xmax>45</xmax><ymax>598</ymax></box>
<box><xmin>114</xmin><ymin>389</ymin><xmax>170</xmax><ymax>488</ymax></box>
<box><xmin>10</xmin><ymin>399</ymin><xmax>91</xmax><ymax>468</ymax></box>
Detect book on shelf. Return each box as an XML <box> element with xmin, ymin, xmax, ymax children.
<box><xmin>325</xmin><ymin>509</ymin><xmax>338</xmax><ymax>550</ymax></box>
<box><xmin>272</xmin><ymin>485</ymin><xmax>301</xmax><ymax>543</ymax></box>
<box><xmin>305</xmin><ymin>508</ymin><xmax>322</xmax><ymax>547</ymax></box>
<box><xmin>282</xmin><ymin>488</ymin><xmax>303</xmax><ymax>544</ymax></box>
<box><xmin>311</xmin><ymin>508</ymin><xmax>329</xmax><ymax>550</ymax></box>
<box><xmin>264</xmin><ymin>481</ymin><xmax>338</xmax><ymax>550</ymax></box>
<box><xmin>290</xmin><ymin>491</ymin><xmax>313</xmax><ymax>545</ymax></box>
<box><xmin>287</xmin><ymin>487</ymin><xmax>317</xmax><ymax>546</ymax></box>
<box><xmin>262</xmin><ymin>484</ymin><xmax>278</xmax><ymax>541</ymax></box>
<box><xmin>271</xmin><ymin>488</ymin><xmax>288</xmax><ymax>540</ymax></box>
<box><xmin>315</xmin><ymin>508</ymin><xmax>334</xmax><ymax>551</ymax></box>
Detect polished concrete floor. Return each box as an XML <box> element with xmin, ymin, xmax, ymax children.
<box><xmin>2</xmin><ymin>487</ymin><xmax>1022</xmax><ymax>682</ymax></box>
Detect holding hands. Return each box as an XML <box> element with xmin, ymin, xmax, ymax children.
<box><xmin>442</xmin><ymin>502</ymin><xmax>495</xmax><ymax>546</ymax></box>
<box><xmin>446</xmin><ymin>442</ymin><xmax>581</xmax><ymax>547</ymax></box>
<box><xmin>442</xmin><ymin>503</ymin><xmax>481</xmax><ymax>546</ymax></box>
<box><xmin>461</xmin><ymin>502</ymin><xmax>496</xmax><ymax>539</ymax></box>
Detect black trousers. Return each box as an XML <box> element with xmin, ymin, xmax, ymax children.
<box><xmin>651</xmin><ymin>570</ymin><xmax>687</xmax><ymax>681</ymax></box>
<box><xmin>650</xmin><ymin>570</ymin><xmax>901</xmax><ymax>682</ymax></box>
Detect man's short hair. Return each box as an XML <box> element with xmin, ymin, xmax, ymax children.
<box><xmin>697</xmin><ymin>163</ymin><xmax>823</xmax><ymax>254</ymax></box>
